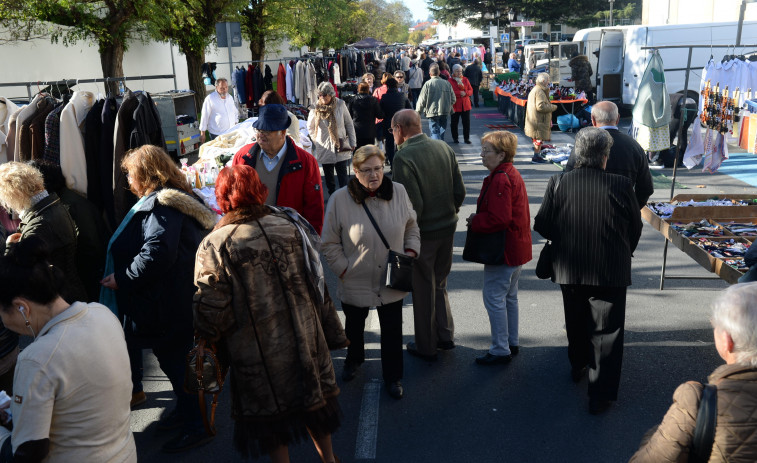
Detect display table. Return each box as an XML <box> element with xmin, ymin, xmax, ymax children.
<box><xmin>642</xmin><ymin>194</ymin><xmax>757</xmax><ymax>285</ymax></box>
<box><xmin>494</xmin><ymin>87</ymin><xmax>587</xmax><ymax>131</ymax></box>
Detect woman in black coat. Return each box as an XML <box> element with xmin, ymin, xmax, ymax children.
<box><xmin>100</xmin><ymin>145</ymin><xmax>217</xmax><ymax>452</ymax></box>
<box><xmin>348</xmin><ymin>82</ymin><xmax>384</xmax><ymax>149</ymax></box>
<box><xmin>378</xmin><ymin>77</ymin><xmax>412</xmax><ymax>167</ymax></box>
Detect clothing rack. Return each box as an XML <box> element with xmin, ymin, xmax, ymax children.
<box><xmin>0</xmin><ymin>74</ymin><xmax>176</xmax><ymax>102</ymax></box>
<box><xmin>640</xmin><ymin>44</ymin><xmax>757</xmax><ymax>289</ymax></box>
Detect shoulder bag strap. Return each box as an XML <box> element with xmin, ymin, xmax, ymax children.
<box><xmin>690</xmin><ymin>383</ymin><xmax>718</xmax><ymax>463</ymax></box>
<box><xmin>362</xmin><ymin>201</ymin><xmax>390</xmax><ymax>250</ymax></box>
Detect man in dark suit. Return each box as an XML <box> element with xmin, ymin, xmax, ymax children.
<box><xmin>565</xmin><ymin>101</ymin><xmax>654</xmax><ymax>208</ymax></box>
<box><xmin>534</xmin><ymin>127</ymin><xmax>642</xmax><ymax>415</ymax></box>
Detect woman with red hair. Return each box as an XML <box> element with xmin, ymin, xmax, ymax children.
<box><xmin>193</xmin><ymin>165</ymin><xmax>348</xmax><ymax>463</ymax></box>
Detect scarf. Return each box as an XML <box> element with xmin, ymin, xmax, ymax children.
<box><xmin>99</xmin><ymin>195</ymin><xmax>148</xmax><ymax>316</ymax></box>
<box><xmin>313</xmin><ymin>97</ymin><xmax>341</xmax><ymax>151</ymax></box>
<box><xmin>453</xmin><ymin>76</ymin><xmax>464</xmax><ymax>87</ymax></box>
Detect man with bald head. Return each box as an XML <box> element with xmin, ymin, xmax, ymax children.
<box><xmin>566</xmin><ymin>100</ymin><xmax>653</xmax><ymax>207</ymax></box>
<box><xmin>391</xmin><ymin>109</ymin><xmax>466</xmax><ymax>361</ymax></box>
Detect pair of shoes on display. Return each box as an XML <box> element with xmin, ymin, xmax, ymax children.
<box><xmin>509</xmin><ymin>345</ymin><xmax>520</xmax><ymax>356</ymax></box>
<box><xmin>342</xmin><ymin>361</ymin><xmax>359</xmax><ymax>382</ymax></box>
<box><xmin>588</xmin><ymin>397</ymin><xmax>613</xmax><ymax>415</ymax></box>
<box><xmin>531</xmin><ymin>155</ymin><xmax>548</xmax><ymax>164</ymax></box>
<box><xmin>386</xmin><ymin>381</ymin><xmax>404</xmax><ymax>400</ymax></box>
<box><xmin>649</xmin><ymin>158</ymin><xmax>665</xmax><ymax>170</ymax></box>
<box><xmin>161</xmin><ymin>429</ymin><xmax>214</xmax><ymax>453</ymax></box>
<box><xmin>571</xmin><ymin>366</ymin><xmax>588</xmax><ymax>383</ymax></box>
<box><xmin>130</xmin><ymin>391</ymin><xmax>147</xmax><ymax>409</ymax></box>
<box><xmin>475</xmin><ymin>352</ymin><xmax>512</xmax><ymax>365</ymax></box>
<box><xmin>406</xmin><ymin>342</ymin><xmax>438</xmax><ymax>362</ymax></box>
<box><xmin>540</xmin><ymin>144</ymin><xmax>556</xmax><ymax>150</ymax></box>
<box><xmin>464</xmin><ymin>140</ymin><xmax>472</xmax><ymax>144</ymax></box>
<box><xmin>437</xmin><ymin>340</ymin><xmax>456</xmax><ymax>350</ymax></box>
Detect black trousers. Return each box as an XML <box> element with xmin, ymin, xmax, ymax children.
<box><xmin>560</xmin><ymin>284</ymin><xmax>626</xmax><ymax>401</ymax></box>
<box><xmin>342</xmin><ymin>300</ymin><xmax>403</xmax><ymax>383</ymax></box>
<box><xmin>451</xmin><ymin>110</ymin><xmax>471</xmax><ymax>142</ymax></box>
<box><xmin>384</xmin><ymin>135</ymin><xmax>396</xmax><ymax>166</ymax></box>
<box><xmin>470</xmin><ymin>87</ymin><xmax>480</xmax><ymax>107</ymax></box>
<box><xmin>322</xmin><ymin>159</ymin><xmax>350</xmax><ymax>194</ymax></box>
<box><xmin>356</xmin><ymin>137</ymin><xmax>375</xmax><ymax>150</ymax></box>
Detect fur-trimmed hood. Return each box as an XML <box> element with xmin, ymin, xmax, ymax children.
<box><xmin>140</xmin><ymin>188</ymin><xmax>218</xmax><ymax>229</ymax></box>
<box><xmin>347</xmin><ymin>176</ymin><xmax>393</xmax><ymax>204</ymax></box>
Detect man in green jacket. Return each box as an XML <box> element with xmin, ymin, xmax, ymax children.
<box><xmin>390</xmin><ymin>109</ymin><xmax>466</xmax><ymax>361</ymax></box>
<box><xmin>416</xmin><ymin>64</ymin><xmax>456</xmax><ymax>141</ymax></box>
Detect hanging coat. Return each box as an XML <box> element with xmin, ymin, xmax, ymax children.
<box><xmin>264</xmin><ymin>65</ymin><xmax>273</xmax><ymax>91</ymax></box>
<box><xmin>277</xmin><ymin>63</ymin><xmax>287</xmax><ymax>101</ymax></box>
<box><xmin>632</xmin><ymin>51</ymin><xmax>671</xmax><ymax>128</ymax></box>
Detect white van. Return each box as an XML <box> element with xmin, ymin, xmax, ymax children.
<box><xmin>573</xmin><ymin>21</ymin><xmax>757</xmax><ymax>108</ymax></box>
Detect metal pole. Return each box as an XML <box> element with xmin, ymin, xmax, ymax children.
<box><xmin>736</xmin><ymin>0</ymin><xmax>748</xmax><ymax>46</ymax></box>
<box><xmin>668</xmin><ymin>46</ymin><xmax>693</xmax><ymax>201</ymax></box>
<box><xmin>226</xmin><ymin>22</ymin><xmax>234</xmax><ymax>84</ymax></box>
<box><xmin>609</xmin><ymin>0</ymin><xmax>614</xmax><ymax>27</ymax></box>
<box><xmin>660</xmin><ymin>239</ymin><xmax>669</xmax><ymax>290</ymax></box>
<box><xmin>169</xmin><ymin>40</ymin><xmax>178</xmax><ymax>90</ymax></box>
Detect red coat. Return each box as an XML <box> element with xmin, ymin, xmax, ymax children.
<box><xmin>232</xmin><ymin>137</ymin><xmax>325</xmax><ymax>234</ymax></box>
<box><xmin>471</xmin><ymin>162</ymin><xmax>532</xmax><ymax>266</ymax></box>
<box><xmin>451</xmin><ymin>76</ymin><xmax>473</xmax><ymax>113</ymax></box>
<box><xmin>277</xmin><ymin>63</ymin><xmax>287</xmax><ymax>101</ymax></box>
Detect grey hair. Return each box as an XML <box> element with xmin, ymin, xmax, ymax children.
<box><xmin>215</xmin><ymin>78</ymin><xmax>228</xmax><ymax>86</ymax></box>
<box><xmin>573</xmin><ymin>127</ymin><xmax>613</xmax><ymax>169</ymax></box>
<box><xmin>317</xmin><ymin>81</ymin><xmax>336</xmax><ymax>97</ymax></box>
<box><xmin>429</xmin><ymin>64</ymin><xmax>440</xmax><ymax>76</ymax></box>
<box><xmin>712</xmin><ymin>283</ymin><xmax>757</xmax><ymax>367</ymax></box>
<box><xmin>592</xmin><ymin>102</ymin><xmax>620</xmax><ymax>125</ymax></box>
<box><xmin>452</xmin><ymin>64</ymin><xmax>463</xmax><ymax>73</ymax></box>
<box><xmin>535</xmin><ymin>72</ymin><xmax>550</xmax><ymax>86</ymax></box>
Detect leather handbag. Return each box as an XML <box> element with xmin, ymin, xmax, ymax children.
<box><xmin>184</xmin><ymin>337</ymin><xmax>229</xmax><ymax>436</ymax></box>
<box><xmin>462</xmin><ymin>170</ymin><xmax>507</xmax><ymax>265</ymax></box>
<box><xmin>362</xmin><ymin>202</ymin><xmax>414</xmax><ymax>292</ymax></box>
<box><xmin>535</xmin><ymin>173</ymin><xmax>563</xmax><ymax>280</ymax></box>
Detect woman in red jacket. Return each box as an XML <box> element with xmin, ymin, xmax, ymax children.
<box><xmin>466</xmin><ymin>131</ymin><xmax>532</xmax><ymax>365</ymax></box>
<box><xmin>450</xmin><ymin>64</ymin><xmax>474</xmax><ymax>144</ymax></box>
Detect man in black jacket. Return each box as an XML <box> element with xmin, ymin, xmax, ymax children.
<box><xmin>379</xmin><ymin>78</ymin><xmax>412</xmax><ymax>167</ymax></box>
<box><xmin>463</xmin><ymin>60</ymin><xmax>484</xmax><ymax>108</ymax></box>
<box><xmin>565</xmin><ymin>101</ymin><xmax>654</xmax><ymax>208</ymax></box>
<box><xmin>534</xmin><ymin>127</ymin><xmax>642</xmax><ymax>415</ymax></box>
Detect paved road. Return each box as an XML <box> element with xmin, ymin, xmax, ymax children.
<box><xmin>132</xmin><ymin>103</ymin><xmax>749</xmax><ymax>462</ymax></box>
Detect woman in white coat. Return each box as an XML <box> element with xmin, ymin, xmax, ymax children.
<box><xmin>321</xmin><ymin>145</ymin><xmax>420</xmax><ymax>400</ymax></box>
<box><xmin>307</xmin><ymin>82</ymin><xmax>356</xmax><ymax>196</ymax></box>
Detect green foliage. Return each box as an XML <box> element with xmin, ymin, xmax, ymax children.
<box><xmin>147</xmin><ymin>0</ymin><xmax>244</xmax><ymax>54</ymax></box>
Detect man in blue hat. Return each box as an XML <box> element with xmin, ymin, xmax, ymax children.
<box><xmin>232</xmin><ymin>104</ymin><xmax>325</xmax><ymax>233</ymax></box>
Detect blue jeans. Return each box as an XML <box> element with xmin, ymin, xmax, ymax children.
<box><xmin>428</xmin><ymin>115</ymin><xmax>448</xmax><ymax>141</ymax></box>
<box><xmin>483</xmin><ymin>264</ymin><xmax>522</xmax><ymax>356</ymax></box>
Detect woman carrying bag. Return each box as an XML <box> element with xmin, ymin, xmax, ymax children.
<box><xmin>465</xmin><ymin>131</ymin><xmax>531</xmax><ymax>365</ymax></box>
<box><xmin>321</xmin><ymin>145</ymin><xmax>420</xmax><ymax>400</ymax></box>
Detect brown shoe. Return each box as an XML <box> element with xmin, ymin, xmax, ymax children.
<box><xmin>130</xmin><ymin>391</ymin><xmax>146</xmax><ymax>409</ymax></box>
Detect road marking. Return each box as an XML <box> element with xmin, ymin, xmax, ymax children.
<box><xmin>368</xmin><ymin>309</ymin><xmax>380</xmax><ymax>330</ymax></box>
<box><xmin>355</xmin><ymin>379</ymin><xmax>382</xmax><ymax>460</ymax></box>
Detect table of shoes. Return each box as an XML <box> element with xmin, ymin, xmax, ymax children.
<box><xmin>642</xmin><ymin>195</ymin><xmax>757</xmax><ymax>283</ymax></box>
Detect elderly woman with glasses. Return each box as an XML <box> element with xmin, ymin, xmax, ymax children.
<box><xmin>322</xmin><ymin>145</ymin><xmax>420</xmax><ymax>400</ymax></box>
<box><xmin>630</xmin><ymin>283</ymin><xmax>757</xmax><ymax>462</ymax></box>
<box><xmin>307</xmin><ymin>82</ymin><xmax>356</xmax><ymax>196</ymax></box>
<box><xmin>466</xmin><ymin>131</ymin><xmax>531</xmax><ymax>366</ymax></box>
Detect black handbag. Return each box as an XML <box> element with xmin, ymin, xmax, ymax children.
<box><xmin>362</xmin><ymin>202</ymin><xmax>414</xmax><ymax>292</ymax></box>
<box><xmin>463</xmin><ymin>170</ymin><xmax>507</xmax><ymax>265</ymax></box>
<box><xmin>184</xmin><ymin>337</ymin><xmax>229</xmax><ymax>436</ymax></box>
<box><xmin>535</xmin><ymin>173</ymin><xmax>563</xmax><ymax>280</ymax></box>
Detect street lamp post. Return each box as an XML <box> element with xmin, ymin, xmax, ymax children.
<box><xmin>609</xmin><ymin>0</ymin><xmax>614</xmax><ymax>27</ymax></box>
<box><xmin>508</xmin><ymin>10</ymin><xmax>515</xmax><ymax>56</ymax></box>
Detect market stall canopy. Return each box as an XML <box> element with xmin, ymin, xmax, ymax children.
<box><xmin>350</xmin><ymin>37</ymin><xmax>387</xmax><ymax>49</ymax></box>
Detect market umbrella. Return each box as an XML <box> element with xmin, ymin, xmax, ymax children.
<box><xmin>350</xmin><ymin>37</ymin><xmax>387</xmax><ymax>49</ymax></box>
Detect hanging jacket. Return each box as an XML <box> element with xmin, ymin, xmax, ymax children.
<box><xmin>277</xmin><ymin>63</ymin><xmax>287</xmax><ymax>101</ymax></box>
<box><xmin>633</xmin><ymin>51</ymin><xmax>671</xmax><ymax>128</ymax></box>
<box><xmin>264</xmin><ymin>65</ymin><xmax>273</xmax><ymax>91</ymax></box>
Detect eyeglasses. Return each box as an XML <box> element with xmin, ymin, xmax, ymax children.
<box><xmin>481</xmin><ymin>150</ymin><xmax>499</xmax><ymax>156</ymax></box>
<box><xmin>387</xmin><ymin>125</ymin><xmax>400</xmax><ymax>134</ymax></box>
<box><xmin>357</xmin><ymin>166</ymin><xmax>383</xmax><ymax>175</ymax></box>
<box><xmin>395</xmin><ymin>75</ymin><xmax>405</xmax><ymax>80</ymax></box>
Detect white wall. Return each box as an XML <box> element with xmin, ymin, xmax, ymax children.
<box><xmin>643</xmin><ymin>0</ymin><xmax>757</xmax><ymax>25</ymax></box>
<box><xmin>0</xmin><ymin>32</ymin><xmax>307</xmax><ymax>102</ymax></box>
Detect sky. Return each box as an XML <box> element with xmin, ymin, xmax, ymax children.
<box><xmin>402</xmin><ymin>0</ymin><xmax>431</xmax><ymax>22</ymax></box>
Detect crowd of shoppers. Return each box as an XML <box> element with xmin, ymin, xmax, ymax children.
<box><xmin>2</xmin><ymin>42</ymin><xmax>756</xmax><ymax>463</ymax></box>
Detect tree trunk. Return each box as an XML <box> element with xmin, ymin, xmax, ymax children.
<box><xmin>248</xmin><ymin>20</ymin><xmax>265</xmax><ymax>63</ymax></box>
<box><xmin>99</xmin><ymin>40</ymin><xmax>125</xmax><ymax>96</ymax></box>
<box><xmin>184</xmin><ymin>49</ymin><xmax>207</xmax><ymax>119</ymax></box>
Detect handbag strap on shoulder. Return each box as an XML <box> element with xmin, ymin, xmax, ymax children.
<box><xmin>362</xmin><ymin>201</ymin><xmax>390</xmax><ymax>249</ymax></box>
<box><xmin>690</xmin><ymin>383</ymin><xmax>718</xmax><ymax>463</ymax></box>
<box><xmin>476</xmin><ymin>169</ymin><xmax>507</xmax><ymax>214</ymax></box>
